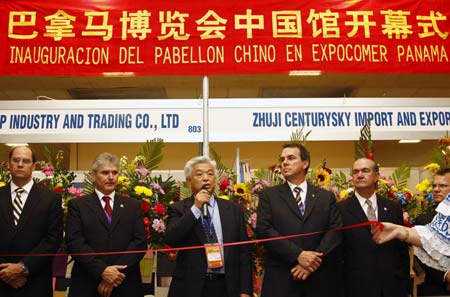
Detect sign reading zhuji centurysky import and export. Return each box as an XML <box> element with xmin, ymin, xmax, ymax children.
<box><xmin>1</xmin><ymin>0</ymin><xmax>449</xmax><ymax>76</ymax></box>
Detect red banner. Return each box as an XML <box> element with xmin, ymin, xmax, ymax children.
<box><xmin>1</xmin><ymin>0</ymin><xmax>449</xmax><ymax>76</ymax></box>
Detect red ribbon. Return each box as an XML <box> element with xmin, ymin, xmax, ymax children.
<box><xmin>0</xmin><ymin>221</ymin><xmax>382</xmax><ymax>257</ymax></box>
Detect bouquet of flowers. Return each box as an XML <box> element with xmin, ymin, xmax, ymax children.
<box><xmin>34</xmin><ymin>147</ymin><xmax>82</xmax><ymax>219</ymax></box>
<box><xmin>0</xmin><ymin>160</ymin><xmax>10</xmax><ymax>188</ymax></box>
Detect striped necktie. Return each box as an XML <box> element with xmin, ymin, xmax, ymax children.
<box><xmin>365</xmin><ymin>200</ymin><xmax>377</xmax><ymax>221</ymax></box>
<box><xmin>294</xmin><ymin>187</ymin><xmax>305</xmax><ymax>216</ymax></box>
<box><xmin>13</xmin><ymin>188</ymin><xmax>25</xmax><ymax>226</ymax></box>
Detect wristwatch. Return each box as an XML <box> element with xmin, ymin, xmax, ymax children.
<box><xmin>20</xmin><ymin>262</ymin><xmax>29</xmax><ymax>277</ymax></box>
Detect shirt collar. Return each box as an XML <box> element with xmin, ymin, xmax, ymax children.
<box><xmin>355</xmin><ymin>191</ymin><xmax>377</xmax><ymax>208</ymax></box>
<box><xmin>287</xmin><ymin>180</ymin><xmax>308</xmax><ymax>194</ymax></box>
<box><xmin>10</xmin><ymin>180</ymin><xmax>34</xmax><ymax>195</ymax></box>
<box><xmin>95</xmin><ymin>189</ymin><xmax>115</xmax><ymax>202</ymax></box>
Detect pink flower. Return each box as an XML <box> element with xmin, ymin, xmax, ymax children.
<box><xmin>67</xmin><ymin>186</ymin><xmax>82</xmax><ymax>197</ymax></box>
<box><xmin>247</xmin><ymin>212</ymin><xmax>257</xmax><ymax>229</ymax></box>
<box><xmin>42</xmin><ymin>165</ymin><xmax>55</xmax><ymax>176</ymax></box>
<box><xmin>151</xmin><ymin>182</ymin><xmax>165</xmax><ymax>195</ymax></box>
<box><xmin>153</xmin><ymin>203</ymin><xmax>166</xmax><ymax>216</ymax></box>
<box><xmin>136</xmin><ymin>166</ymin><xmax>150</xmax><ymax>177</ymax></box>
<box><xmin>152</xmin><ymin>219</ymin><xmax>166</xmax><ymax>233</ymax></box>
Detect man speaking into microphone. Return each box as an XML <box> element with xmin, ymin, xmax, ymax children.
<box><xmin>166</xmin><ymin>156</ymin><xmax>252</xmax><ymax>297</ymax></box>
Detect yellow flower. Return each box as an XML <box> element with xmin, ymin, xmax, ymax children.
<box><xmin>134</xmin><ymin>186</ymin><xmax>153</xmax><ymax>197</ymax></box>
<box><xmin>339</xmin><ymin>189</ymin><xmax>348</xmax><ymax>199</ymax></box>
<box><xmin>0</xmin><ymin>182</ymin><xmax>5</xmax><ymax>187</ymax></box>
<box><xmin>143</xmin><ymin>187</ymin><xmax>153</xmax><ymax>197</ymax></box>
<box><xmin>218</xmin><ymin>195</ymin><xmax>230</xmax><ymax>200</ymax></box>
<box><xmin>118</xmin><ymin>176</ymin><xmax>129</xmax><ymax>184</ymax></box>
<box><xmin>391</xmin><ymin>186</ymin><xmax>398</xmax><ymax>192</ymax></box>
<box><xmin>315</xmin><ymin>169</ymin><xmax>330</xmax><ymax>186</ymax></box>
<box><xmin>234</xmin><ymin>183</ymin><xmax>248</xmax><ymax>197</ymax></box>
<box><xmin>416</xmin><ymin>179</ymin><xmax>432</xmax><ymax>193</ymax></box>
<box><xmin>424</xmin><ymin>163</ymin><xmax>440</xmax><ymax>171</ymax></box>
<box><xmin>378</xmin><ymin>178</ymin><xmax>389</xmax><ymax>184</ymax></box>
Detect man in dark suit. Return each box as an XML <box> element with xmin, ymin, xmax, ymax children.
<box><xmin>66</xmin><ymin>152</ymin><xmax>146</xmax><ymax>297</ymax></box>
<box><xmin>165</xmin><ymin>156</ymin><xmax>252</xmax><ymax>297</ymax></box>
<box><xmin>256</xmin><ymin>143</ymin><xmax>343</xmax><ymax>297</ymax></box>
<box><xmin>0</xmin><ymin>145</ymin><xmax>63</xmax><ymax>297</ymax></box>
<box><xmin>415</xmin><ymin>167</ymin><xmax>450</xmax><ymax>296</ymax></box>
<box><xmin>338</xmin><ymin>157</ymin><xmax>410</xmax><ymax>297</ymax></box>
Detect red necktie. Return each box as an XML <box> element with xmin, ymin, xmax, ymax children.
<box><xmin>103</xmin><ymin>196</ymin><xmax>113</xmax><ymax>223</ymax></box>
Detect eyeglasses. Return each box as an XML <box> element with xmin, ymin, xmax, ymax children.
<box><xmin>11</xmin><ymin>157</ymin><xmax>33</xmax><ymax>165</ymax></box>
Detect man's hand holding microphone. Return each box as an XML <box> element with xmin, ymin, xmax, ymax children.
<box><xmin>194</xmin><ymin>184</ymin><xmax>211</xmax><ymax>217</ymax></box>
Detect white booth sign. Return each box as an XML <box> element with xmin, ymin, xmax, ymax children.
<box><xmin>0</xmin><ymin>98</ymin><xmax>449</xmax><ymax>143</ymax></box>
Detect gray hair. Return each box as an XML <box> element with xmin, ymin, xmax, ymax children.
<box><xmin>92</xmin><ymin>152</ymin><xmax>119</xmax><ymax>172</ymax></box>
<box><xmin>184</xmin><ymin>156</ymin><xmax>217</xmax><ymax>179</ymax></box>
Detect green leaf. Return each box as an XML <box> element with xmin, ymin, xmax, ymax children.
<box><xmin>430</xmin><ymin>146</ymin><xmax>447</xmax><ymax>169</ymax></box>
<box><xmin>253</xmin><ymin>168</ymin><xmax>284</xmax><ymax>186</ymax></box>
<box><xmin>82</xmin><ymin>172</ymin><xmax>95</xmax><ymax>195</ymax></box>
<box><xmin>139</xmin><ymin>140</ymin><xmax>164</xmax><ymax>171</ymax></box>
<box><xmin>210</xmin><ymin>146</ymin><xmax>228</xmax><ymax>178</ymax></box>
<box><xmin>354</xmin><ymin>120</ymin><xmax>373</xmax><ymax>160</ymax></box>
<box><xmin>290</xmin><ymin>127</ymin><xmax>311</xmax><ymax>145</ymax></box>
<box><xmin>178</xmin><ymin>181</ymin><xmax>192</xmax><ymax>199</ymax></box>
<box><xmin>390</xmin><ymin>163</ymin><xmax>411</xmax><ymax>189</ymax></box>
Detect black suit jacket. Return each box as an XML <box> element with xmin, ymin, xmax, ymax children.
<box><xmin>66</xmin><ymin>193</ymin><xmax>147</xmax><ymax>297</ymax></box>
<box><xmin>165</xmin><ymin>196</ymin><xmax>253</xmax><ymax>297</ymax></box>
<box><xmin>338</xmin><ymin>195</ymin><xmax>410</xmax><ymax>297</ymax></box>
<box><xmin>256</xmin><ymin>182</ymin><xmax>343</xmax><ymax>297</ymax></box>
<box><xmin>0</xmin><ymin>183</ymin><xmax>63</xmax><ymax>297</ymax></box>
<box><xmin>415</xmin><ymin>210</ymin><xmax>449</xmax><ymax>296</ymax></box>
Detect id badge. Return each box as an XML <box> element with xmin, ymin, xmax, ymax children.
<box><xmin>204</xmin><ymin>244</ymin><xmax>224</xmax><ymax>268</ymax></box>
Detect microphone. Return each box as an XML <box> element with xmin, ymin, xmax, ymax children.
<box><xmin>201</xmin><ymin>185</ymin><xmax>209</xmax><ymax>218</ymax></box>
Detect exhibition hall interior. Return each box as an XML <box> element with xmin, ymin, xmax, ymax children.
<box><xmin>0</xmin><ymin>73</ymin><xmax>449</xmax><ymax>172</ymax></box>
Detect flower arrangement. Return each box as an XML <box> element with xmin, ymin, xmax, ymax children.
<box><xmin>34</xmin><ymin>147</ymin><xmax>82</xmax><ymax>219</ymax></box>
<box><xmin>0</xmin><ymin>160</ymin><xmax>10</xmax><ymax>188</ymax></box>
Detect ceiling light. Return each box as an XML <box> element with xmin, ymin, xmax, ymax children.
<box><xmin>102</xmin><ymin>72</ymin><xmax>135</xmax><ymax>77</ymax></box>
<box><xmin>5</xmin><ymin>143</ymin><xmax>29</xmax><ymax>147</ymax></box>
<box><xmin>398</xmin><ymin>140</ymin><xmax>422</xmax><ymax>144</ymax></box>
<box><xmin>289</xmin><ymin>70</ymin><xmax>322</xmax><ymax>76</ymax></box>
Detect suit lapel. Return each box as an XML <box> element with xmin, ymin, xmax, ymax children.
<box><xmin>347</xmin><ymin>195</ymin><xmax>370</xmax><ymax>223</ymax></box>
<box><xmin>303</xmin><ymin>183</ymin><xmax>318</xmax><ymax>221</ymax></box>
<box><xmin>110</xmin><ymin>195</ymin><xmax>125</xmax><ymax>231</ymax></box>
<box><xmin>0</xmin><ymin>184</ymin><xmax>14</xmax><ymax>228</ymax></box>
<box><xmin>217</xmin><ymin>197</ymin><xmax>231</xmax><ymax>260</ymax></box>
<box><xmin>279</xmin><ymin>183</ymin><xmax>303</xmax><ymax>220</ymax></box>
<box><xmin>377</xmin><ymin>196</ymin><xmax>390</xmax><ymax>222</ymax></box>
<box><xmin>15</xmin><ymin>184</ymin><xmax>42</xmax><ymax>232</ymax></box>
<box><xmin>86</xmin><ymin>193</ymin><xmax>110</xmax><ymax>229</ymax></box>
<box><xmin>184</xmin><ymin>196</ymin><xmax>205</xmax><ymax>243</ymax></box>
